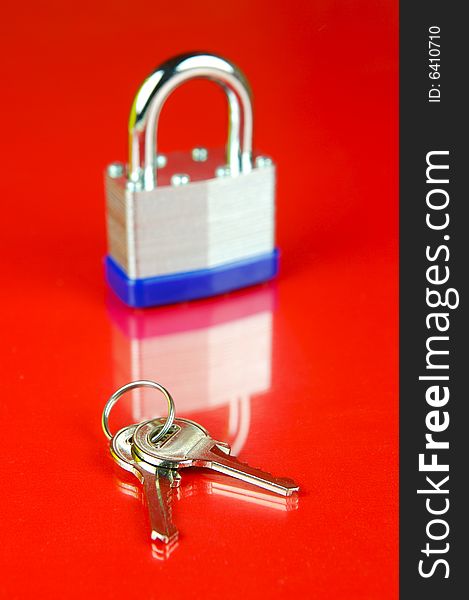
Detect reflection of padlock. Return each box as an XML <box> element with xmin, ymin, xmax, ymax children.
<box><xmin>105</xmin><ymin>52</ymin><xmax>278</xmax><ymax>308</ymax></box>
<box><xmin>107</xmin><ymin>286</ymin><xmax>274</xmax><ymax>454</ymax></box>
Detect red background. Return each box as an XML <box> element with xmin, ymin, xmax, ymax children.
<box><xmin>0</xmin><ymin>1</ymin><xmax>398</xmax><ymax>598</ymax></box>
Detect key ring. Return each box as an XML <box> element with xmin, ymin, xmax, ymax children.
<box><xmin>102</xmin><ymin>380</ymin><xmax>175</xmax><ymax>442</ymax></box>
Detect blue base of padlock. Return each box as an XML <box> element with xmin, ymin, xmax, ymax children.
<box><xmin>105</xmin><ymin>249</ymin><xmax>279</xmax><ymax>308</ymax></box>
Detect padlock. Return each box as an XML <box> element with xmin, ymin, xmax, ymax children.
<box><xmin>104</xmin><ymin>52</ymin><xmax>278</xmax><ymax>308</ymax></box>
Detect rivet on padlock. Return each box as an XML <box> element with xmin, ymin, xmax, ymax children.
<box><xmin>104</xmin><ymin>52</ymin><xmax>279</xmax><ymax>308</ymax></box>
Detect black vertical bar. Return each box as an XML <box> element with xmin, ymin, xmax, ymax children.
<box><xmin>400</xmin><ymin>2</ymin><xmax>467</xmax><ymax>598</ymax></box>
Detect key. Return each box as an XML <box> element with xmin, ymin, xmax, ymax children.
<box><xmin>110</xmin><ymin>423</ymin><xmax>181</xmax><ymax>544</ymax></box>
<box><xmin>132</xmin><ymin>417</ymin><xmax>300</xmax><ymax>497</ymax></box>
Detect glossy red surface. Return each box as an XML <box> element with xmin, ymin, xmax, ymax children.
<box><xmin>0</xmin><ymin>1</ymin><xmax>397</xmax><ymax>598</ymax></box>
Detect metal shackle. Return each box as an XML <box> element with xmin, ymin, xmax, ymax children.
<box><xmin>128</xmin><ymin>52</ymin><xmax>254</xmax><ymax>190</ymax></box>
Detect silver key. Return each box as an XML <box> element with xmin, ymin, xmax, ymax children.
<box><xmin>132</xmin><ymin>418</ymin><xmax>300</xmax><ymax>497</ymax></box>
<box><xmin>110</xmin><ymin>424</ymin><xmax>181</xmax><ymax>544</ymax></box>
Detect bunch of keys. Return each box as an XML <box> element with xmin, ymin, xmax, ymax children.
<box><xmin>102</xmin><ymin>381</ymin><xmax>300</xmax><ymax>544</ymax></box>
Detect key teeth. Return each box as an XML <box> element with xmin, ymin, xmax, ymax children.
<box><xmin>235</xmin><ymin>459</ymin><xmax>295</xmax><ymax>486</ymax></box>
<box><xmin>164</xmin><ymin>484</ymin><xmax>174</xmax><ymax>516</ymax></box>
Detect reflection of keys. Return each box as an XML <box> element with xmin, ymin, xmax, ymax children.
<box><xmin>110</xmin><ymin>424</ymin><xmax>180</xmax><ymax>543</ymax></box>
<box><xmin>132</xmin><ymin>418</ymin><xmax>300</xmax><ymax>497</ymax></box>
<box><xmin>151</xmin><ymin>537</ymin><xmax>179</xmax><ymax>561</ymax></box>
<box><xmin>114</xmin><ymin>471</ymin><xmax>298</xmax><ymax>562</ymax></box>
<box><xmin>204</xmin><ymin>477</ymin><xmax>299</xmax><ymax>512</ymax></box>
<box><xmin>116</xmin><ymin>472</ymin><xmax>297</xmax><ymax>519</ymax></box>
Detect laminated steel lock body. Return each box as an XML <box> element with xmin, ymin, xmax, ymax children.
<box><xmin>105</xmin><ymin>52</ymin><xmax>278</xmax><ymax>308</ymax></box>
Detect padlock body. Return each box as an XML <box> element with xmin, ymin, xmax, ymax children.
<box><xmin>105</xmin><ymin>149</ymin><xmax>278</xmax><ymax>308</ymax></box>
